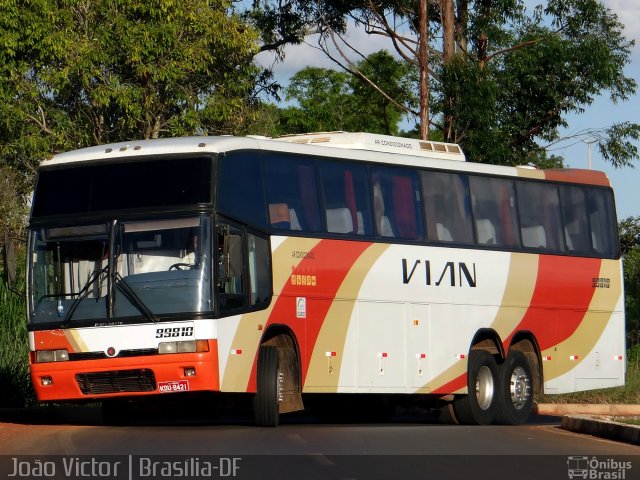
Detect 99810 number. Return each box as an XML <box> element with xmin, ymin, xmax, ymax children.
<box><xmin>155</xmin><ymin>326</ymin><xmax>194</xmax><ymax>338</ymax></box>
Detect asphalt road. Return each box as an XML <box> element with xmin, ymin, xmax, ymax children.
<box><xmin>0</xmin><ymin>403</ymin><xmax>638</xmax><ymax>480</ymax></box>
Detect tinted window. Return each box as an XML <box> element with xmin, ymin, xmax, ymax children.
<box><xmin>587</xmin><ymin>188</ymin><xmax>617</xmax><ymax>256</ymax></box>
<box><xmin>371</xmin><ymin>166</ymin><xmax>423</xmax><ymax>240</ymax></box>
<box><xmin>516</xmin><ymin>182</ymin><xmax>563</xmax><ymax>250</ymax></box>
<box><xmin>263</xmin><ymin>153</ymin><xmax>321</xmax><ymax>232</ymax></box>
<box><xmin>217</xmin><ymin>151</ymin><xmax>267</xmax><ymax>229</ymax></box>
<box><xmin>32</xmin><ymin>157</ymin><xmax>213</xmax><ymax>217</ymax></box>
<box><xmin>560</xmin><ymin>186</ymin><xmax>591</xmax><ymax>253</ymax></box>
<box><xmin>319</xmin><ymin>161</ymin><xmax>373</xmax><ymax>235</ymax></box>
<box><xmin>469</xmin><ymin>176</ymin><xmax>519</xmax><ymax>247</ymax></box>
<box><xmin>421</xmin><ymin>171</ymin><xmax>474</xmax><ymax>244</ymax></box>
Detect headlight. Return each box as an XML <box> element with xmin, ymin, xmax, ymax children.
<box><xmin>158</xmin><ymin>340</ymin><xmax>209</xmax><ymax>354</ymax></box>
<box><xmin>35</xmin><ymin>349</ymin><xmax>69</xmax><ymax>363</ymax></box>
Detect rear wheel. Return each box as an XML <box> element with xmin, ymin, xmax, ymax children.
<box><xmin>253</xmin><ymin>346</ymin><xmax>281</xmax><ymax>427</ymax></box>
<box><xmin>495</xmin><ymin>351</ymin><xmax>534</xmax><ymax>425</ymax></box>
<box><xmin>453</xmin><ymin>350</ymin><xmax>499</xmax><ymax>425</ymax></box>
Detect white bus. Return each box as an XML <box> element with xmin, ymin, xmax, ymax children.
<box><xmin>26</xmin><ymin>132</ymin><xmax>625</xmax><ymax>426</ymax></box>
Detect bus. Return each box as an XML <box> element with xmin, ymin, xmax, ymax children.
<box><xmin>26</xmin><ymin>132</ymin><xmax>625</xmax><ymax>426</ymax></box>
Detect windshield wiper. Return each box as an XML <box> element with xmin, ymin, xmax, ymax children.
<box><xmin>62</xmin><ymin>265</ymin><xmax>109</xmax><ymax>326</ymax></box>
<box><xmin>113</xmin><ymin>273</ymin><xmax>158</xmax><ymax>322</ymax></box>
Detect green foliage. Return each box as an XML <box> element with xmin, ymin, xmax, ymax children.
<box><xmin>598</xmin><ymin>122</ymin><xmax>640</xmax><ymax>169</ymax></box>
<box><xmin>0</xmin><ymin>166</ymin><xmax>28</xmax><ymax>239</ymax></box>
<box><xmin>0</xmin><ymin>278</ymin><xmax>35</xmax><ymax>408</ymax></box>
<box><xmin>619</xmin><ymin>217</ymin><xmax>640</xmax><ymax>347</ymax></box>
<box><xmin>281</xmin><ymin>67</ymin><xmax>357</xmax><ymax>133</ymax></box>
<box><xmin>0</xmin><ymin>0</ymin><xmax>262</xmax><ymax>190</ymax></box>
<box><xmin>276</xmin><ymin>51</ymin><xmax>416</xmax><ymax>135</ymax></box>
<box><xmin>248</xmin><ymin>0</ymin><xmax>638</xmax><ymax>167</ymax></box>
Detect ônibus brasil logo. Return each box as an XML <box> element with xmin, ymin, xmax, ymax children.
<box><xmin>567</xmin><ymin>456</ymin><xmax>632</xmax><ymax>479</ymax></box>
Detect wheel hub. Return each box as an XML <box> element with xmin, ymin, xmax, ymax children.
<box><xmin>475</xmin><ymin>365</ymin><xmax>495</xmax><ymax>411</ymax></box>
<box><xmin>509</xmin><ymin>366</ymin><xmax>531</xmax><ymax>410</ymax></box>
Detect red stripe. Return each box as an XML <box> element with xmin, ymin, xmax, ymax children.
<box><xmin>432</xmin><ymin>374</ymin><xmax>466</xmax><ymax>395</ymax></box>
<box><xmin>435</xmin><ymin>255</ymin><xmax>601</xmax><ymax>395</ymax></box>
<box><xmin>503</xmin><ymin>255</ymin><xmax>601</xmax><ymax>351</ymax></box>
<box><xmin>246</xmin><ymin>239</ymin><xmax>372</xmax><ymax>391</ymax></box>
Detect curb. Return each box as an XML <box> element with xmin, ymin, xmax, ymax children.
<box><xmin>534</xmin><ymin>404</ymin><xmax>640</xmax><ymax>446</ymax></box>
<box><xmin>536</xmin><ymin>403</ymin><xmax>640</xmax><ymax>416</ymax></box>
<box><xmin>561</xmin><ymin>415</ymin><xmax>640</xmax><ymax>446</ymax></box>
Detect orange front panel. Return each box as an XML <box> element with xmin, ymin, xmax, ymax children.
<box><xmin>30</xmin><ymin>340</ymin><xmax>219</xmax><ymax>402</ymax></box>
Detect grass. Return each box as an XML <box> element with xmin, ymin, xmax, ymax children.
<box><xmin>618</xmin><ymin>418</ymin><xmax>640</xmax><ymax>426</ymax></box>
<box><xmin>0</xmin><ymin>278</ymin><xmax>36</xmax><ymax>407</ymax></box>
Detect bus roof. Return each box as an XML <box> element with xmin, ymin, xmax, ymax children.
<box><xmin>270</xmin><ymin>132</ymin><xmax>465</xmax><ymax>161</ymax></box>
<box><xmin>40</xmin><ymin>133</ymin><xmax>611</xmax><ymax>187</ymax></box>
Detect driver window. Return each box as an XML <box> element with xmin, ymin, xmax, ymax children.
<box><xmin>218</xmin><ymin>222</ymin><xmax>246</xmax><ymax>312</ymax></box>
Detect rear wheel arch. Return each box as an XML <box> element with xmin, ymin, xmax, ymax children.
<box><xmin>469</xmin><ymin>329</ymin><xmax>505</xmax><ymax>361</ymax></box>
<box><xmin>507</xmin><ymin>332</ymin><xmax>542</xmax><ymax>394</ymax></box>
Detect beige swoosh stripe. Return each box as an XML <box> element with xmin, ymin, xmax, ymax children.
<box><xmin>220</xmin><ymin>237</ymin><xmax>321</xmax><ymax>391</ymax></box>
<box><xmin>304</xmin><ymin>243</ymin><xmax>389</xmax><ymax>390</ymax></box>
<box><xmin>65</xmin><ymin>329</ymin><xmax>88</xmax><ymax>353</ymax></box>
<box><xmin>426</xmin><ymin>253</ymin><xmax>538</xmax><ymax>393</ymax></box>
<box><xmin>541</xmin><ymin>259</ymin><xmax>622</xmax><ymax>381</ymax></box>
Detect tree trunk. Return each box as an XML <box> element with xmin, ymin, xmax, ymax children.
<box><xmin>455</xmin><ymin>0</ymin><xmax>468</xmax><ymax>53</ymax></box>
<box><xmin>441</xmin><ymin>0</ymin><xmax>456</xmax><ymax>141</ymax></box>
<box><xmin>477</xmin><ymin>0</ymin><xmax>491</xmax><ymax>68</ymax></box>
<box><xmin>441</xmin><ymin>0</ymin><xmax>455</xmax><ymax>62</ymax></box>
<box><xmin>418</xmin><ymin>0</ymin><xmax>429</xmax><ymax>140</ymax></box>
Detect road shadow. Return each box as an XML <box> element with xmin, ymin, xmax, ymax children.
<box><xmin>0</xmin><ymin>396</ymin><xmax>563</xmax><ymax>428</ymax></box>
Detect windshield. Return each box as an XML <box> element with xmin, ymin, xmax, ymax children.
<box><xmin>28</xmin><ymin>216</ymin><xmax>212</xmax><ymax>324</ymax></box>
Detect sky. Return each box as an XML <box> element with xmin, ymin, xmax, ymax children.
<box><xmin>254</xmin><ymin>1</ymin><xmax>640</xmax><ymax>220</ymax></box>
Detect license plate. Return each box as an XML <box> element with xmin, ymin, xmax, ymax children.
<box><xmin>158</xmin><ymin>380</ymin><xmax>190</xmax><ymax>393</ymax></box>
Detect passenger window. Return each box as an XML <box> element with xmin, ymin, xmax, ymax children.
<box><xmin>421</xmin><ymin>171</ymin><xmax>474</xmax><ymax>244</ymax></box>
<box><xmin>319</xmin><ymin>162</ymin><xmax>373</xmax><ymax>235</ymax></box>
<box><xmin>371</xmin><ymin>167</ymin><xmax>423</xmax><ymax>240</ymax></box>
<box><xmin>469</xmin><ymin>176</ymin><xmax>519</xmax><ymax>247</ymax></box>
<box><xmin>263</xmin><ymin>154</ymin><xmax>321</xmax><ymax>232</ymax></box>
<box><xmin>560</xmin><ymin>186</ymin><xmax>590</xmax><ymax>253</ymax></box>
<box><xmin>516</xmin><ymin>182</ymin><xmax>563</xmax><ymax>250</ymax></box>
<box><xmin>586</xmin><ymin>188</ymin><xmax>617</xmax><ymax>257</ymax></box>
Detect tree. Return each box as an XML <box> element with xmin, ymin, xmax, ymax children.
<box><xmin>246</xmin><ymin>0</ymin><xmax>639</xmax><ymax>166</ymax></box>
<box><xmin>0</xmin><ymin>0</ymin><xmax>262</xmax><ymax>192</ymax></box>
<box><xmin>277</xmin><ymin>51</ymin><xmax>416</xmax><ymax>135</ymax></box>
<box><xmin>279</xmin><ymin>67</ymin><xmax>357</xmax><ymax>134</ymax></box>
<box><xmin>619</xmin><ymin>216</ymin><xmax>640</xmax><ymax>347</ymax></box>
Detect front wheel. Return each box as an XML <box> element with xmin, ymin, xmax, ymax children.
<box><xmin>453</xmin><ymin>350</ymin><xmax>499</xmax><ymax>425</ymax></box>
<box><xmin>253</xmin><ymin>346</ymin><xmax>281</xmax><ymax>427</ymax></box>
<box><xmin>495</xmin><ymin>351</ymin><xmax>534</xmax><ymax>425</ymax></box>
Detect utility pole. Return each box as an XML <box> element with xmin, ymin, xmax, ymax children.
<box><xmin>584</xmin><ymin>138</ymin><xmax>597</xmax><ymax>169</ymax></box>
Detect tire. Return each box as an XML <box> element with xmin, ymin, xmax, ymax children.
<box><xmin>253</xmin><ymin>346</ymin><xmax>281</xmax><ymax>427</ymax></box>
<box><xmin>495</xmin><ymin>351</ymin><xmax>534</xmax><ymax>425</ymax></box>
<box><xmin>453</xmin><ymin>350</ymin><xmax>499</xmax><ymax>425</ymax></box>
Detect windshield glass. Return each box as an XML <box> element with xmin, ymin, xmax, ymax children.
<box><xmin>29</xmin><ymin>216</ymin><xmax>212</xmax><ymax>324</ymax></box>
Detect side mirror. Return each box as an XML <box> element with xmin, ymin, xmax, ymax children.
<box><xmin>2</xmin><ymin>234</ymin><xmax>16</xmax><ymax>285</ymax></box>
